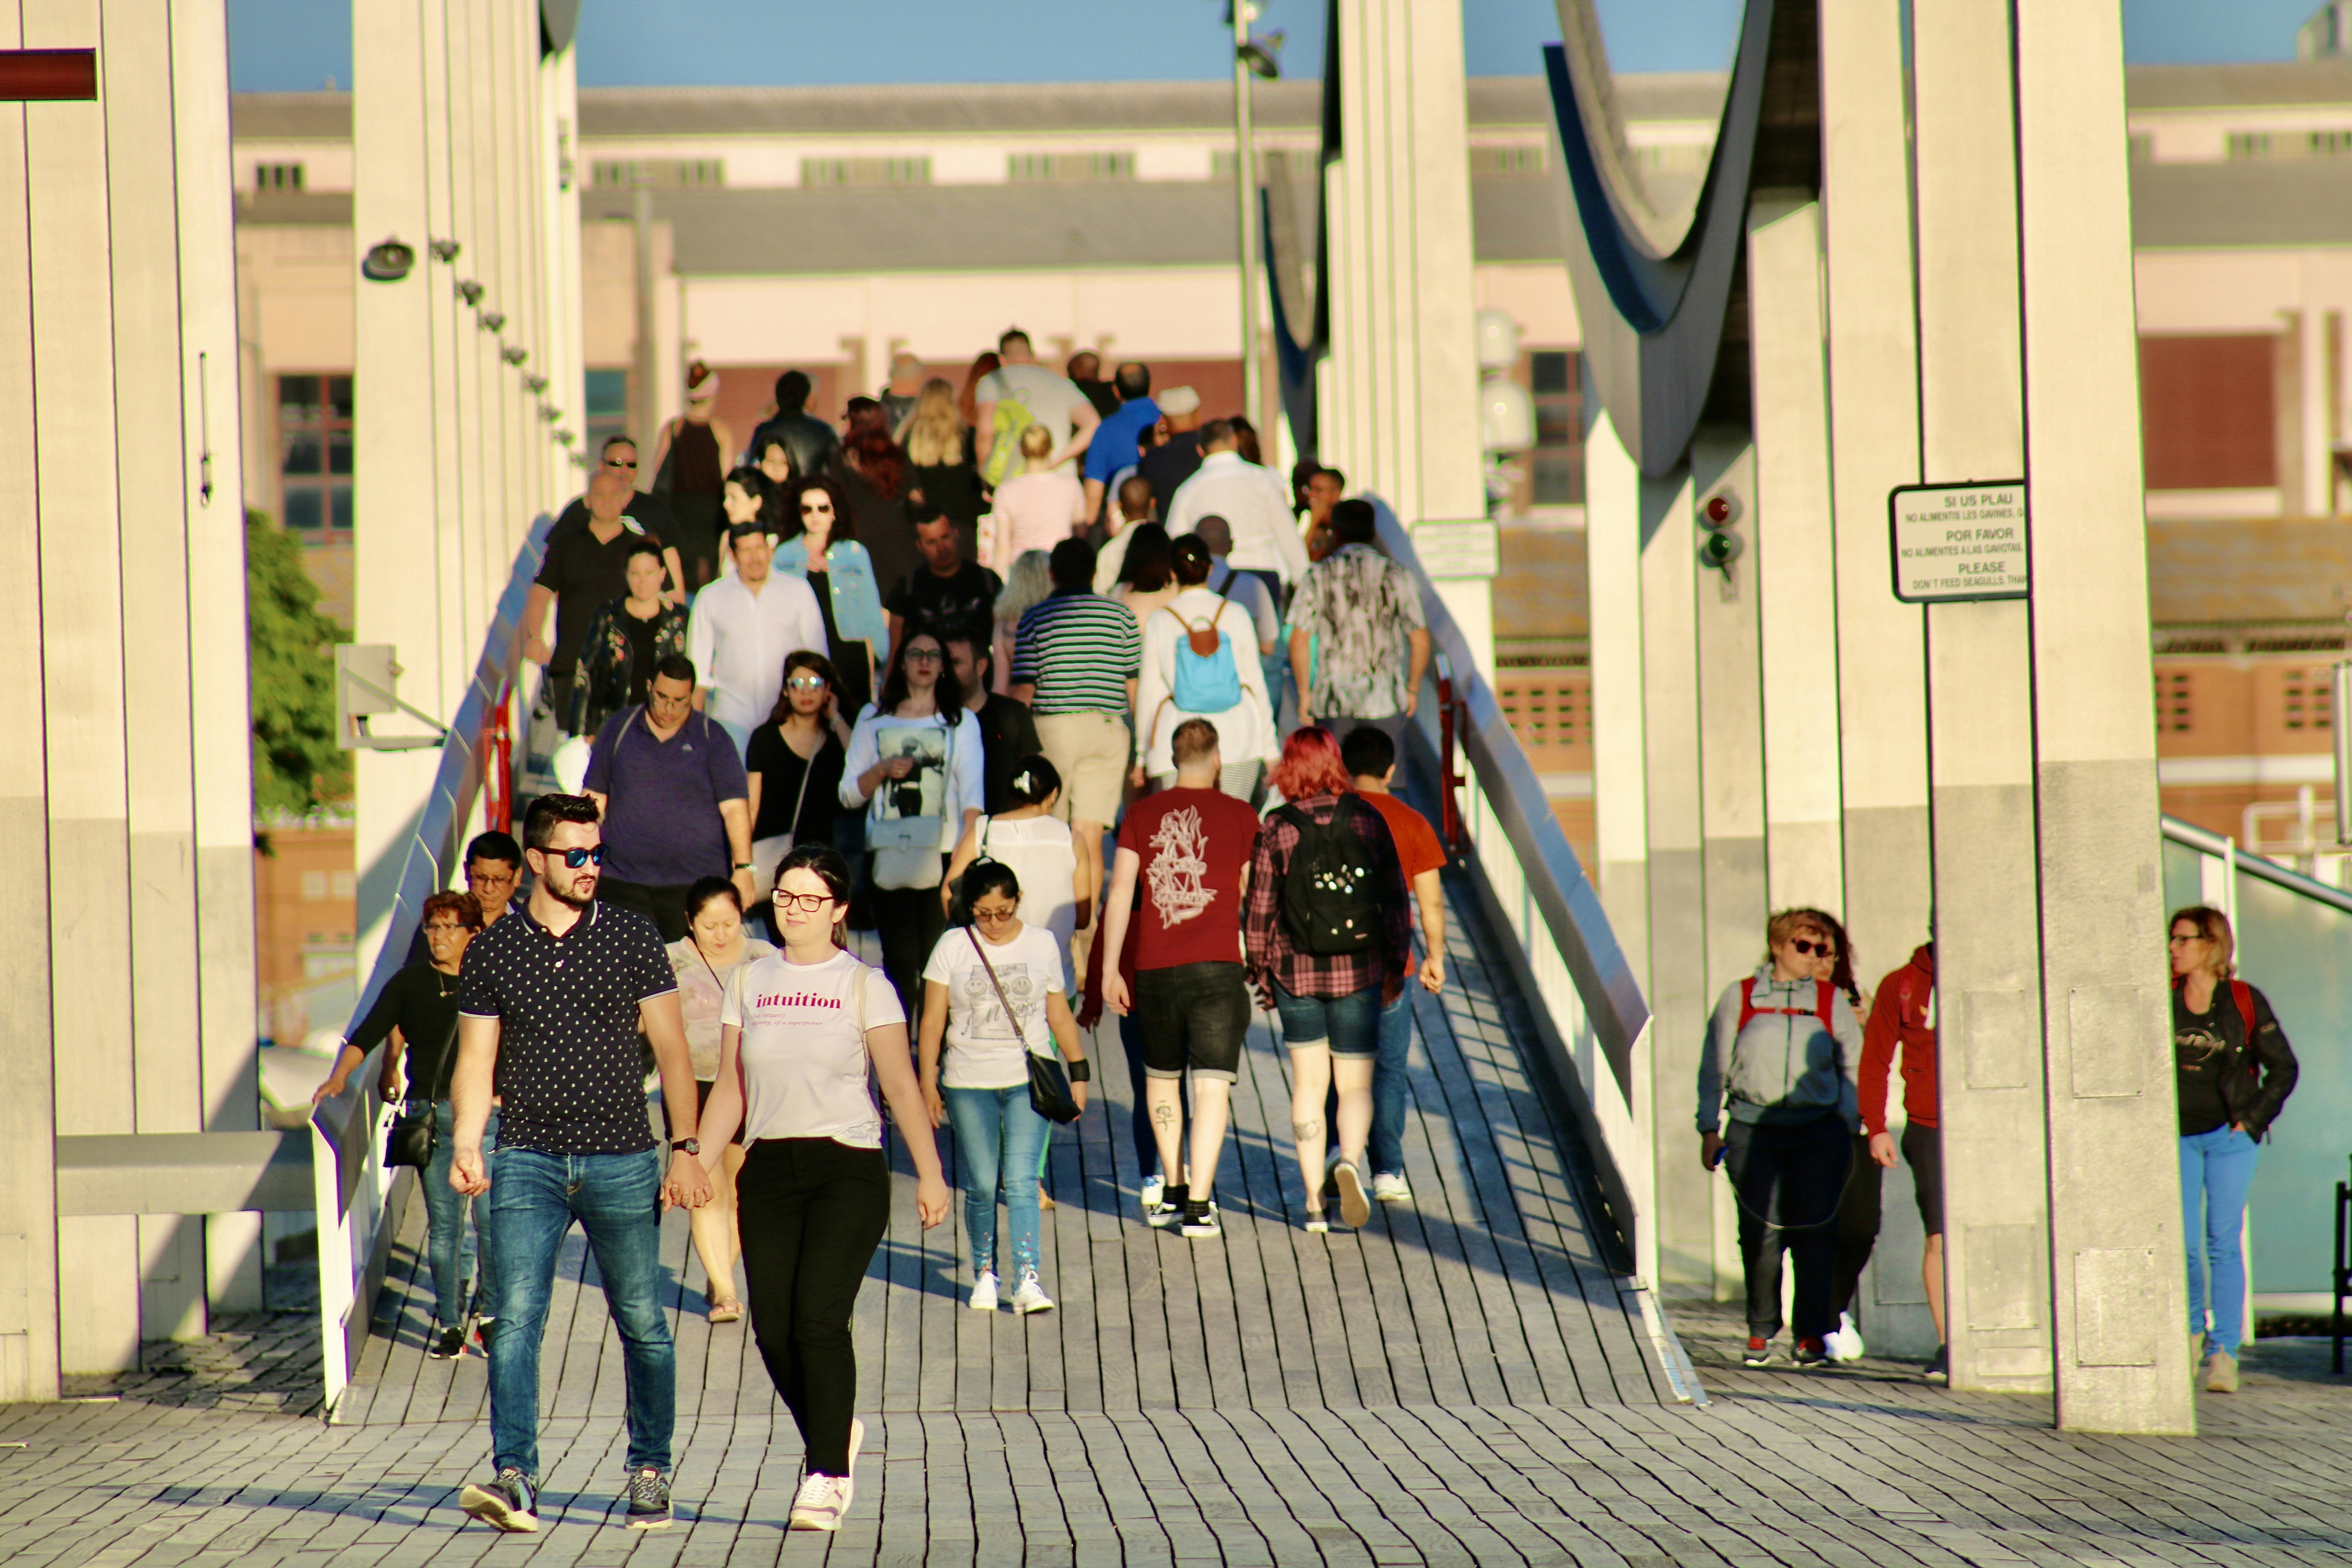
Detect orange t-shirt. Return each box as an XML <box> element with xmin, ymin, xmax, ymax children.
<box><xmin>1354</xmin><ymin>789</ymin><xmax>1445</xmax><ymax>882</ymax></box>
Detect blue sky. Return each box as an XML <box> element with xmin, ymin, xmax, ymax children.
<box><xmin>226</xmin><ymin>0</ymin><xmax>2318</xmax><ymax>93</ymax></box>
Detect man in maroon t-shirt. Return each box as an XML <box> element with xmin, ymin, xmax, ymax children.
<box><xmin>1100</xmin><ymin>718</ymin><xmax>1262</xmax><ymax>1238</ymax></box>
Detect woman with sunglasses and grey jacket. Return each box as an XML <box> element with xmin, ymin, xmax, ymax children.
<box><xmin>1696</xmin><ymin>908</ymin><xmax>1865</xmax><ymax>1369</ymax></box>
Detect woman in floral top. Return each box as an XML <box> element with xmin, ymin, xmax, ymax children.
<box><xmin>568</xmin><ymin>539</ymin><xmax>690</xmax><ymax>736</ymax></box>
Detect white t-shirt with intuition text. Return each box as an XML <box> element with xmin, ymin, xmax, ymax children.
<box><xmin>720</xmin><ymin>949</ymin><xmax>904</xmax><ymax>1148</ymax></box>
<box><xmin>922</xmin><ymin>922</ymin><xmax>1064</xmax><ymax>1091</ymax></box>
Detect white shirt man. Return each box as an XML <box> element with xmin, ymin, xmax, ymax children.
<box><xmin>1164</xmin><ymin>421</ymin><xmax>1310</xmax><ymax>589</ymax></box>
<box><xmin>686</xmin><ymin>525</ymin><xmax>826</xmax><ymax>756</ymax></box>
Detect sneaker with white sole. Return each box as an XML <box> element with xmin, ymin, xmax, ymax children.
<box><xmin>1140</xmin><ymin>1175</ymin><xmax>1165</xmax><ymax>1213</ymax></box>
<box><xmin>1370</xmin><ymin>1173</ymin><xmax>1412</xmax><ymax>1203</ymax></box>
<box><xmin>1145</xmin><ymin>1182</ymin><xmax>1187</xmax><ymax>1229</ymax></box>
<box><xmin>1304</xmin><ymin>1208</ymin><xmax>1329</xmax><ymax>1234</ymax></box>
<box><xmin>843</xmin><ymin>1416</ymin><xmax>864</xmax><ymax>1514</ymax></box>
<box><xmin>1824</xmin><ymin>1311</ymin><xmax>1866</xmax><ymax>1363</ymax></box>
<box><xmin>1333</xmin><ymin>1161</ymin><xmax>1371</xmax><ymax>1229</ymax></box>
<box><xmin>1011</xmin><ymin>1270</ymin><xmax>1054</xmax><ymax>1314</ymax></box>
<box><xmin>459</xmin><ymin>1467</ymin><xmax>539</xmax><ymax>1533</ymax></box>
<box><xmin>1179</xmin><ymin>1200</ymin><xmax>1221</xmax><ymax>1238</ymax></box>
<box><xmin>788</xmin><ymin>1473</ymin><xmax>845</xmax><ymax>1531</ymax></box>
<box><xmin>969</xmin><ymin>1271</ymin><xmax>999</xmax><ymax>1312</ymax></box>
<box><xmin>625</xmin><ymin>1466</ymin><xmax>672</xmax><ymax>1529</ymax></box>
<box><xmin>430</xmin><ymin>1323</ymin><xmax>468</xmax><ymax>1360</ymax></box>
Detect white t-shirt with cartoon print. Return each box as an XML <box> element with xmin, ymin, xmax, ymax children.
<box><xmin>922</xmin><ymin>922</ymin><xmax>1065</xmax><ymax>1090</ymax></box>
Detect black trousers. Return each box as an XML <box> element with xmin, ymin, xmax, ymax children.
<box><xmin>599</xmin><ymin>877</ymin><xmax>691</xmax><ymax>943</ymax></box>
<box><xmin>1831</xmin><ymin>1132</ymin><xmax>1884</xmax><ymax>1319</ymax></box>
<box><xmin>1722</xmin><ymin>1113</ymin><xmax>1852</xmax><ymax>1343</ymax></box>
<box><xmin>736</xmin><ymin>1138</ymin><xmax>890</xmax><ymax>1477</ymax></box>
<box><xmin>871</xmin><ymin>884</ymin><xmax>946</xmax><ymax>1034</ymax></box>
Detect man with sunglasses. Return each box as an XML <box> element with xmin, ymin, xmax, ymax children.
<box><xmin>1695</xmin><ymin>909</ymin><xmax>1864</xmax><ymax>1369</ymax></box>
<box><xmin>686</xmin><ymin>522</ymin><xmax>826</xmax><ymax>758</ymax></box>
<box><xmin>451</xmin><ymin>793</ymin><xmax>712</xmax><ymax>1534</ymax></box>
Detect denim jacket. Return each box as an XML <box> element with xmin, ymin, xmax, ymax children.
<box><xmin>772</xmin><ymin>535</ymin><xmax>888</xmax><ymax>646</ymax></box>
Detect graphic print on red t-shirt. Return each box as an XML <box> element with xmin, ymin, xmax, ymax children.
<box><xmin>1118</xmin><ymin>786</ymin><xmax>1263</xmax><ymax>969</ymax></box>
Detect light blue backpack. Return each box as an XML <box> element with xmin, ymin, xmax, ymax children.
<box><xmin>1170</xmin><ymin>606</ymin><xmax>1243</xmax><ymax>713</ymax></box>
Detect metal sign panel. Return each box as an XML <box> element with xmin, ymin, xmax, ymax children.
<box><xmin>1412</xmin><ymin>519</ymin><xmax>1499</xmax><ymax>578</ymax></box>
<box><xmin>1889</xmin><ymin>481</ymin><xmax>2029</xmax><ymax>603</ymax></box>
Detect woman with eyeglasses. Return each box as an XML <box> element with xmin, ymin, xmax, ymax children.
<box><xmin>1695</xmin><ymin>909</ymin><xmax>1864</xmax><ymax>1369</ymax></box>
<box><xmin>917</xmin><ymin>860</ymin><xmax>1089</xmax><ymax>1315</ymax></box>
<box><xmin>2169</xmin><ymin>904</ymin><xmax>2298</xmax><ymax>1394</ymax></box>
<box><xmin>746</xmin><ymin>650</ymin><xmax>854</xmax><ymax>927</ymax></box>
<box><xmin>775</xmin><ymin>480</ymin><xmax>885</xmax><ymax>717</ymax></box>
<box><xmin>698</xmin><ymin>845</ymin><xmax>949</xmax><ymax>1532</ymax></box>
<box><xmin>841</xmin><ymin>630</ymin><xmax>984</xmax><ymax>1031</ymax></box>
<box><xmin>668</xmin><ymin>877</ymin><xmax>777</xmax><ymax>1323</ymax></box>
<box><xmin>314</xmin><ymin>889</ymin><xmax>492</xmax><ymax>1360</ymax></box>
<box><xmin>566</xmin><ymin>541</ymin><xmax>690</xmax><ymax>738</ymax></box>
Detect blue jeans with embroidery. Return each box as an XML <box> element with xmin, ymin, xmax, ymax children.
<box><xmin>2180</xmin><ymin>1125</ymin><xmax>2260</xmax><ymax>1356</ymax></box>
<box><xmin>483</xmin><ymin>1145</ymin><xmax>673</xmax><ymax>1478</ymax></box>
<box><xmin>943</xmin><ymin>1084</ymin><xmax>1049</xmax><ymax>1280</ymax></box>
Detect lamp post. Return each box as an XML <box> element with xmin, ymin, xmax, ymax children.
<box><xmin>1229</xmin><ymin>5</ymin><xmax>1283</xmax><ymax>433</ymax></box>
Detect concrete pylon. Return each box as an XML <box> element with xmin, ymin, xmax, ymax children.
<box><xmin>1321</xmin><ymin>0</ymin><xmax>1492</xmax><ymax>666</ymax></box>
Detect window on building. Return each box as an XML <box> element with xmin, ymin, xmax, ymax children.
<box><xmin>589</xmin><ymin>158</ymin><xmax>724</xmax><ymax>190</ymax></box>
<box><xmin>2282</xmin><ymin>667</ymin><xmax>2335</xmax><ymax>730</ymax></box>
<box><xmin>277</xmin><ymin>374</ymin><xmax>353</xmax><ymax>535</ymax></box>
<box><xmin>2155</xmin><ymin>669</ymin><xmax>2193</xmax><ymax>733</ymax></box>
<box><xmin>1529</xmin><ymin>350</ymin><xmax>1584</xmax><ymax>507</ymax></box>
<box><xmin>584</xmin><ymin>368</ymin><xmax>630</xmax><ymax>461</ymax></box>
<box><xmin>1470</xmin><ymin>143</ymin><xmax>1546</xmax><ymax>178</ymax></box>
<box><xmin>254</xmin><ymin>162</ymin><xmax>304</xmax><ymax>192</ymax></box>
<box><xmin>2138</xmin><ymin>335</ymin><xmax>2276</xmax><ymax>490</ymax></box>
<box><xmin>2127</xmin><ymin>132</ymin><xmax>2154</xmax><ymax>163</ymax></box>
<box><xmin>802</xmin><ymin>156</ymin><xmax>932</xmax><ymax>187</ymax></box>
<box><xmin>1211</xmin><ymin>147</ymin><xmax>1319</xmax><ymax>179</ymax></box>
<box><xmin>1007</xmin><ymin>151</ymin><xmax>1136</xmax><ymax>182</ymax></box>
<box><xmin>2310</xmin><ymin>129</ymin><xmax>2352</xmax><ymax>156</ymax></box>
<box><xmin>2226</xmin><ymin>131</ymin><xmax>2274</xmax><ymax>158</ymax></box>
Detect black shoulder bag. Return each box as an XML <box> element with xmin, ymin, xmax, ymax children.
<box><xmin>385</xmin><ymin>991</ymin><xmax>462</xmax><ymax>1169</ymax></box>
<box><xmin>965</xmin><ymin>927</ymin><xmax>1080</xmax><ymax>1124</ymax></box>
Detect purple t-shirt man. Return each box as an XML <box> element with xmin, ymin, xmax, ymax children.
<box><xmin>582</xmin><ymin>705</ymin><xmax>748</xmax><ymax>886</ymax></box>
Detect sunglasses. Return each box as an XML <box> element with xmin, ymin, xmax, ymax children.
<box><xmin>1789</xmin><ymin>937</ymin><xmax>1835</xmax><ymax>958</ymax></box>
<box><xmin>553</xmin><ymin>847</ymin><xmax>604</xmax><ymax>868</ymax></box>
<box><xmin>786</xmin><ymin>674</ymin><xmax>829</xmax><ymax>691</ymax></box>
<box><xmin>800</xmin><ymin>502</ymin><xmax>835</xmax><ymax>514</ymax></box>
<box><xmin>971</xmin><ymin>905</ymin><xmax>1019</xmax><ymax>925</ymax></box>
<box><xmin>772</xmin><ymin>890</ymin><xmax>835</xmax><ymax>913</ymax></box>
<box><xmin>606</xmin><ymin>458</ymin><xmax>639</xmax><ymax>469</ymax></box>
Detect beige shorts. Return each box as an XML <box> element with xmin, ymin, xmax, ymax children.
<box><xmin>1033</xmin><ymin>709</ymin><xmax>1129</xmax><ymax>827</ymax></box>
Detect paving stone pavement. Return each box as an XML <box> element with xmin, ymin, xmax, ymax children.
<box><xmin>4</xmin><ymin>869</ymin><xmax>2349</xmax><ymax>1564</ymax></box>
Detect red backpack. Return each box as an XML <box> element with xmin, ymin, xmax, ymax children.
<box><xmin>2174</xmin><ymin>974</ymin><xmax>2259</xmax><ymax>1073</ymax></box>
<box><xmin>1738</xmin><ymin>976</ymin><xmax>1836</xmax><ymax>1036</ymax></box>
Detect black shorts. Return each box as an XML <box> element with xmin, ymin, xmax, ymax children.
<box><xmin>696</xmin><ymin>1077</ymin><xmax>746</xmax><ymax>1146</ymax></box>
<box><xmin>1902</xmin><ymin>1122</ymin><xmax>1943</xmax><ymax>1235</ymax></box>
<box><xmin>1134</xmin><ymin>961</ymin><xmax>1249</xmax><ymax>1083</ymax></box>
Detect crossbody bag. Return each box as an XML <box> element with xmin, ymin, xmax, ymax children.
<box><xmin>963</xmin><ymin>927</ymin><xmax>1080</xmax><ymax>1124</ymax></box>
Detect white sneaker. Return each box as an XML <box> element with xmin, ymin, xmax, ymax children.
<box><xmin>843</xmin><ymin>1416</ymin><xmax>864</xmax><ymax>1512</ymax></box>
<box><xmin>1333</xmin><ymin>1161</ymin><xmax>1371</xmax><ymax>1229</ymax></box>
<box><xmin>1141</xmin><ymin>1175</ymin><xmax>1165</xmax><ymax>1212</ymax></box>
<box><xmin>1370</xmin><ymin>1173</ymin><xmax>1412</xmax><ymax>1203</ymax></box>
<box><xmin>788</xmin><ymin>1474</ymin><xmax>844</xmax><ymax>1531</ymax></box>
<box><xmin>1011</xmin><ymin>1270</ymin><xmax>1055</xmax><ymax>1314</ymax></box>
<box><xmin>969</xmin><ymin>1271</ymin><xmax>999</xmax><ymax>1312</ymax></box>
<box><xmin>1825</xmin><ymin>1311</ymin><xmax>1866</xmax><ymax>1363</ymax></box>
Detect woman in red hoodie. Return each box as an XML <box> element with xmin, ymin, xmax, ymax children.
<box><xmin>1858</xmin><ymin>943</ymin><xmax>1944</xmax><ymax>1381</ymax></box>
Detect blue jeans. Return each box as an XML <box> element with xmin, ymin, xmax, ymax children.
<box><xmin>2181</xmin><ymin>1125</ymin><xmax>2260</xmax><ymax>1355</ymax></box>
<box><xmin>1370</xmin><ymin>992</ymin><xmax>1412</xmax><ymax>1179</ymax></box>
<box><xmin>419</xmin><ymin>1101</ymin><xmax>497</xmax><ymax>1328</ymax></box>
<box><xmin>1273</xmin><ymin>983</ymin><xmax>1381</xmax><ymax>1058</ymax></box>
<box><xmin>484</xmin><ymin>1145</ymin><xmax>674</xmax><ymax>1478</ymax></box>
<box><xmin>942</xmin><ymin>1085</ymin><xmax>1049</xmax><ymax>1279</ymax></box>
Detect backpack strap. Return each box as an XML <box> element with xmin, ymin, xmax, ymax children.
<box><xmin>2229</xmin><ymin>979</ymin><xmax>2259</xmax><ymax>1072</ymax></box>
<box><xmin>1737</xmin><ymin>976</ymin><xmax>1758</xmax><ymax>1034</ymax></box>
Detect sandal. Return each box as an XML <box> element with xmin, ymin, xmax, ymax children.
<box><xmin>708</xmin><ymin>1299</ymin><xmax>745</xmax><ymax>1323</ymax></box>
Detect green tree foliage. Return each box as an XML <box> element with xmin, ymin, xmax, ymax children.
<box><xmin>247</xmin><ymin>509</ymin><xmax>350</xmax><ymax>818</ymax></box>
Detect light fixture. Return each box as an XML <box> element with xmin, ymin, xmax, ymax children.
<box><xmin>501</xmin><ymin>345</ymin><xmax>528</xmax><ymax>366</ymax></box>
<box><xmin>554</xmin><ymin>428</ymin><xmax>575</xmax><ymax>446</ymax></box>
<box><xmin>1697</xmin><ymin>491</ymin><xmax>1743</xmax><ymax>572</ymax></box>
<box><xmin>361</xmin><ymin>236</ymin><xmax>415</xmax><ymax>282</ymax></box>
<box><xmin>455</xmin><ymin>279</ymin><xmax>484</xmax><ymax>307</ymax></box>
<box><xmin>481</xmin><ymin>311</ymin><xmax>506</xmax><ymax>333</ymax></box>
<box><xmin>540</xmin><ymin>404</ymin><xmax>562</xmax><ymax>423</ymax></box>
<box><xmin>1474</xmin><ymin>308</ymin><xmax>1534</xmax><ymax>515</ymax></box>
<box><xmin>523</xmin><ymin>374</ymin><xmax>548</xmax><ymax>394</ymax></box>
<box><xmin>1239</xmin><ymin>30</ymin><xmax>1284</xmax><ymax>78</ymax></box>
<box><xmin>428</xmin><ymin>238</ymin><xmax>461</xmax><ymax>263</ymax></box>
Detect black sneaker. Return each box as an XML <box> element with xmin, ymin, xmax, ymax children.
<box><xmin>626</xmin><ymin>1466</ymin><xmax>672</xmax><ymax>1529</ymax></box>
<box><xmin>1923</xmin><ymin>1344</ymin><xmax>1949</xmax><ymax>1383</ymax></box>
<box><xmin>1179</xmin><ymin>1200</ymin><xmax>1220</xmax><ymax>1238</ymax></box>
<box><xmin>459</xmin><ymin>1468</ymin><xmax>539</xmax><ymax>1532</ymax></box>
<box><xmin>1146</xmin><ymin>1184</ymin><xmax>1188</xmax><ymax>1229</ymax></box>
<box><xmin>1792</xmin><ymin>1336</ymin><xmax>1830</xmax><ymax>1367</ymax></box>
<box><xmin>429</xmin><ymin>1324</ymin><xmax>468</xmax><ymax>1360</ymax></box>
<box><xmin>1742</xmin><ymin>1337</ymin><xmax>1775</xmax><ymax>1367</ymax></box>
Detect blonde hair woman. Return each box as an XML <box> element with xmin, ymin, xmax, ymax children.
<box><xmin>989</xmin><ymin>422</ymin><xmax>1087</xmax><ymax>568</ymax></box>
<box><xmin>990</xmin><ymin>548</ymin><xmax>1054</xmax><ymax>697</ymax></box>
<box><xmin>901</xmin><ymin>377</ymin><xmax>984</xmax><ymax>559</ymax></box>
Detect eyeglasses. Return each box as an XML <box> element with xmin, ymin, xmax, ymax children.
<box><xmin>971</xmin><ymin>906</ymin><xmax>1019</xmax><ymax>925</ymax></box>
<box><xmin>1789</xmin><ymin>937</ymin><xmax>1835</xmax><ymax>958</ymax></box>
<box><xmin>903</xmin><ymin>648</ymin><xmax>943</xmax><ymax>664</ymax></box>
<box><xmin>556</xmin><ymin>847</ymin><xmax>604</xmax><ymax>868</ymax></box>
<box><xmin>786</xmin><ymin>674</ymin><xmax>829</xmax><ymax>691</ymax></box>
<box><xmin>423</xmin><ymin>921</ymin><xmax>471</xmax><ymax>934</ymax></box>
<box><xmin>649</xmin><ymin>689</ymin><xmax>692</xmax><ymax>708</ymax></box>
<box><xmin>773</xmin><ymin>890</ymin><xmax>836</xmax><ymax>913</ymax></box>
<box><xmin>800</xmin><ymin>502</ymin><xmax>835</xmax><ymax>515</ymax></box>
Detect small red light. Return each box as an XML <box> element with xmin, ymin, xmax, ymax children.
<box><xmin>1703</xmin><ymin>494</ymin><xmax>1735</xmax><ymax>525</ymax></box>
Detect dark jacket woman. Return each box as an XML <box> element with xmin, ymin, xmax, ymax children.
<box><xmin>568</xmin><ymin>595</ymin><xmax>690</xmax><ymax>737</ymax></box>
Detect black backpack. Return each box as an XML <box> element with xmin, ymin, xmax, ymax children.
<box><xmin>1276</xmin><ymin>799</ymin><xmax>1383</xmax><ymax>955</ymax></box>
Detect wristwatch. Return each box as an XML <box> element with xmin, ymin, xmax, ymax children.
<box><xmin>671</xmin><ymin>1138</ymin><xmax>701</xmax><ymax>1156</ymax></box>
<box><xmin>732</xmin><ymin>862</ymin><xmax>754</xmax><ymax>872</ymax></box>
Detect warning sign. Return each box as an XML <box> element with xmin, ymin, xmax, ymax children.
<box><xmin>1889</xmin><ymin>481</ymin><xmax>2029</xmax><ymax>603</ymax></box>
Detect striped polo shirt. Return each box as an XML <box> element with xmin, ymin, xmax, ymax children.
<box><xmin>1011</xmin><ymin>590</ymin><xmax>1143</xmax><ymax>715</ymax></box>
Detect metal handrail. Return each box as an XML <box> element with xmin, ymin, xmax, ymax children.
<box><xmin>2162</xmin><ymin>814</ymin><xmax>2352</xmax><ymax>915</ymax></box>
<box><xmin>309</xmin><ymin>513</ymin><xmax>553</xmax><ymax>1408</ymax></box>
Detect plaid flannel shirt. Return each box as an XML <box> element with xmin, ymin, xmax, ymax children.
<box><xmin>1243</xmin><ymin>793</ymin><xmax>1413</xmax><ymax>1001</ymax></box>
